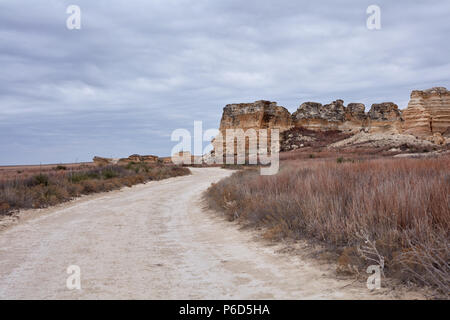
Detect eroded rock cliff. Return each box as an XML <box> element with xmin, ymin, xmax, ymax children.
<box><xmin>219</xmin><ymin>100</ymin><xmax>292</xmax><ymax>131</ymax></box>
<box><xmin>367</xmin><ymin>102</ymin><xmax>403</xmax><ymax>133</ymax></box>
<box><xmin>93</xmin><ymin>154</ymin><xmax>159</xmax><ymax>166</ymax></box>
<box><xmin>213</xmin><ymin>87</ymin><xmax>449</xmax><ymax>155</ymax></box>
<box><xmin>214</xmin><ymin>100</ymin><xmax>291</xmax><ymax>157</ymax></box>
<box><xmin>291</xmin><ymin>100</ymin><xmax>350</xmax><ymax>131</ymax></box>
<box><xmin>402</xmin><ymin>87</ymin><xmax>450</xmax><ymax>142</ymax></box>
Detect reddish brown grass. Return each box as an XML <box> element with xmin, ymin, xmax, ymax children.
<box><xmin>205</xmin><ymin>156</ymin><xmax>450</xmax><ymax>294</ymax></box>
<box><xmin>0</xmin><ymin>162</ymin><xmax>96</xmax><ymax>181</ymax></box>
<box><xmin>0</xmin><ymin>163</ymin><xmax>190</xmax><ymax>215</ymax></box>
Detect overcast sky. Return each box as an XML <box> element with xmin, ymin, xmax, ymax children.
<box><xmin>0</xmin><ymin>0</ymin><xmax>449</xmax><ymax>164</ymax></box>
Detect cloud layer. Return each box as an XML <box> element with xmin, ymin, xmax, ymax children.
<box><xmin>1</xmin><ymin>0</ymin><xmax>449</xmax><ymax>164</ymax></box>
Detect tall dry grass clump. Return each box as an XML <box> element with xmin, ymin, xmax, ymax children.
<box><xmin>206</xmin><ymin>156</ymin><xmax>449</xmax><ymax>294</ymax></box>
<box><xmin>0</xmin><ymin>163</ymin><xmax>190</xmax><ymax>215</ymax></box>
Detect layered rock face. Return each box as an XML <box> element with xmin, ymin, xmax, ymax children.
<box><xmin>214</xmin><ymin>87</ymin><xmax>449</xmax><ymax>155</ymax></box>
<box><xmin>290</xmin><ymin>100</ymin><xmax>402</xmax><ymax>133</ymax></box>
<box><xmin>346</xmin><ymin>103</ymin><xmax>366</xmax><ymax>120</ymax></box>
<box><xmin>215</xmin><ymin>99</ymin><xmax>405</xmax><ymax>154</ymax></box>
<box><xmin>215</xmin><ymin>100</ymin><xmax>291</xmax><ymax>157</ymax></box>
<box><xmin>219</xmin><ymin>100</ymin><xmax>292</xmax><ymax>131</ymax></box>
<box><xmin>292</xmin><ymin>100</ymin><xmax>350</xmax><ymax>131</ymax></box>
<box><xmin>367</xmin><ymin>102</ymin><xmax>403</xmax><ymax>133</ymax></box>
<box><xmin>368</xmin><ymin>102</ymin><xmax>402</xmax><ymax>121</ymax></box>
<box><xmin>402</xmin><ymin>87</ymin><xmax>450</xmax><ymax>141</ymax></box>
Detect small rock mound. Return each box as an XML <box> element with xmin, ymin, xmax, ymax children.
<box><xmin>93</xmin><ymin>154</ymin><xmax>159</xmax><ymax>166</ymax></box>
<box><xmin>281</xmin><ymin>127</ymin><xmax>352</xmax><ymax>151</ymax></box>
<box><xmin>330</xmin><ymin>132</ymin><xmax>436</xmax><ymax>153</ymax></box>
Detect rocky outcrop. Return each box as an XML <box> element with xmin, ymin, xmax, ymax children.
<box><xmin>93</xmin><ymin>156</ymin><xmax>115</xmax><ymax>166</ymax></box>
<box><xmin>214</xmin><ymin>100</ymin><xmax>291</xmax><ymax>157</ymax></box>
<box><xmin>330</xmin><ymin>132</ymin><xmax>436</xmax><ymax>152</ymax></box>
<box><xmin>117</xmin><ymin>154</ymin><xmax>159</xmax><ymax>165</ymax></box>
<box><xmin>346</xmin><ymin>103</ymin><xmax>366</xmax><ymax>121</ymax></box>
<box><xmin>292</xmin><ymin>100</ymin><xmax>351</xmax><ymax>131</ymax></box>
<box><xmin>368</xmin><ymin>102</ymin><xmax>402</xmax><ymax>121</ymax></box>
<box><xmin>291</xmin><ymin>100</ymin><xmax>403</xmax><ymax>133</ymax></box>
<box><xmin>213</xmin><ymin>87</ymin><xmax>449</xmax><ymax>156</ymax></box>
<box><xmin>219</xmin><ymin>99</ymin><xmax>407</xmax><ymax>135</ymax></box>
<box><xmin>402</xmin><ymin>87</ymin><xmax>450</xmax><ymax>142</ymax></box>
<box><xmin>367</xmin><ymin>102</ymin><xmax>403</xmax><ymax>133</ymax></box>
<box><xmin>93</xmin><ymin>154</ymin><xmax>159</xmax><ymax>166</ymax></box>
<box><xmin>219</xmin><ymin>100</ymin><xmax>292</xmax><ymax>131</ymax></box>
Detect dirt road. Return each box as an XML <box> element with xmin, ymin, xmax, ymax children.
<box><xmin>0</xmin><ymin>168</ymin><xmax>408</xmax><ymax>299</ymax></box>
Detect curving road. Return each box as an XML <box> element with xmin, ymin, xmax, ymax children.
<box><xmin>0</xmin><ymin>168</ymin><xmax>401</xmax><ymax>299</ymax></box>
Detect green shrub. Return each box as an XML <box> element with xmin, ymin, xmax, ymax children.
<box><xmin>102</xmin><ymin>169</ymin><xmax>119</xmax><ymax>179</ymax></box>
<box><xmin>31</xmin><ymin>174</ymin><xmax>49</xmax><ymax>186</ymax></box>
<box><xmin>69</xmin><ymin>173</ymin><xmax>90</xmax><ymax>183</ymax></box>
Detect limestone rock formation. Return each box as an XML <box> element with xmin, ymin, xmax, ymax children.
<box><xmin>402</xmin><ymin>87</ymin><xmax>450</xmax><ymax>141</ymax></box>
<box><xmin>214</xmin><ymin>100</ymin><xmax>291</xmax><ymax>158</ymax></box>
<box><xmin>93</xmin><ymin>156</ymin><xmax>115</xmax><ymax>166</ymax></box>
<box><xmin>292</xmin><ymin>100</ymin><xmax>346</xmax><ymax>131</ymax></box>
<box><xmin>368</xmin><ymin>102</ymin><xmax>402</xmax><ymax>121</ymax></box>
<box><xmin>367</xmin><ymin>102</ymin><xmax>403</xmax><ymax>133</ymax></box>
<box><xmin>212</xmin><ymin>87</ymin><xmax>450</xmax><ymax>157</ymax></box>
<box><xmin>220</xmin><ymin>99</ymin><xmax>407</xmax><ymax>135</ymax></box>
<box><xmin>117</xmin><ymin>154</ymin><xmax>159</xmax><ymax>165</ymax></box>
<box><xmin>291</xmin><ymin>100</ymin><xmax>373</xmax><ymax>133</ymax></box>
<box><xmin>292</xmin><ymin>102</ymin><xmax>328</xmax><ymax>121</ymax></box>
<box><xmin>93</xmin><ymin>154</ymin><xmax>159</xmax><ymax>166</ymax></box>
<box><xmin>219</xmin><ymin>100</ymin><xmax>292</xmax><ymax>131</ymax></box>
<box><xmin>346</xmin><ymin>103</ymin><xmax>367</xmax><ymax>121</ymax></box>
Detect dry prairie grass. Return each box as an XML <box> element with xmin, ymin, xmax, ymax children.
<box><xmin>0</xmin><ymin>163</ymin><xmax>190</xmax><ymax>215</ymax></box>
<box><xmin>205</xmin><ymin>156</ymin><xmax>450</xmax><ymax>295</ymax></box>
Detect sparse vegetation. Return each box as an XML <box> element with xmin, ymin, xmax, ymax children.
<box><xmin>336</xmin><ymin>157</ymin><xmax>355</xmax><ymax>163</ymax></box>
<box><xmin>205</xmin><ymin>156</ymin><xmax>450</xmax><ymax>295</ymax></box>
<box><xmin>0</xmin><ymin>164</ymin><xmax>190</xmax><ymax>215</ymax></box>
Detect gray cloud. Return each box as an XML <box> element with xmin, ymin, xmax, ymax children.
<box><xmin>0</xmin><ymin>0</ymin><xmax>449</xmax><ymax>164</ymax></box>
